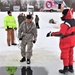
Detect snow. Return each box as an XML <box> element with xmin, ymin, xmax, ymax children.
<box><xmin>0</xmin><ymin>12</ymin><xmax>75</xmax><ymax>75</ymax></box>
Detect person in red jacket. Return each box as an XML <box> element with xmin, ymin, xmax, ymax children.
<box><xmin>46</xmin><ymin>8</ymin><xmax>75</xmax><ymax>74</ymax></box>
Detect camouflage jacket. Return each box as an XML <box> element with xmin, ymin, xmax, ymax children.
<box><xmin>18</xmin><ymin>21</ymin><xmax>37</xmax><ymax>41</ymax></box>
<box><xmin>18</xmin><ymin>15</ymin><xmax>25</xmax><ymax>26</ymax></box>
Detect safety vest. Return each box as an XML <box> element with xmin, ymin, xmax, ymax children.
<box><xmin>6</xmin><ymin>66</ymin><xmax>17</xmax><ymax>75</ymax></box>
<box><xmin>4</xmin><ymin>15</ymin><xmax>17</xmax><ymax>29</ymax></box>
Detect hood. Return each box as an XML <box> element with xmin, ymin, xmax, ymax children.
<box><xmin>61</xmin><ymin>8</ymin><xmax>74</xmax><ymax>20</ymax></box>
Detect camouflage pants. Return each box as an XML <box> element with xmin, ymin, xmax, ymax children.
<box><xmin>21</xmin><ymin>40</ymin><xmax>33</xmax><ymax>59</ymax></box>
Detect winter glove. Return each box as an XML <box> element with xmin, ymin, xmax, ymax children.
<box><xmin>46</xmin><ymin>31</ymin><xmax>51</xmax><ymax>37</ymax></box>
<box><xmin>19</xmin><ymin>38</ymin><xmax>22</xmax><ymax>40</ymax></box>
<box><xmin>33</xmin><ymin>40</ymin><xmax>36</xmax><ymax>43</ymax></box>
<box><xmin>14</xmin><ymin>28</ymin><xmax>17</xmax><ymax>30</ymax></box>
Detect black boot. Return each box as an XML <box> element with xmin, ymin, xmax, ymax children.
<box><xmin>27</xmin><ymin>59</ymin><xmax>31</xmax><ymax>64</ymax></box>
<box><xmin>12</xmin><ymin>43</ymin><xmax>17</xmax><ymax>45</ymax></box>
<box><xmin>20</xmin><ymin>57</ymin><xmax>26</xmax><ymax>62</ymax></box>
<box><xmin>8</xmin><ymin>44</ymin><xmax>10</xmax><ymax>46</ymax></box>
<box><xmin>68</xmin><ymin>65</ymin><xmax>74</xmax><ymax>73</ymax></box>
<box><xmin>59</xmin><ymin>66</ymin><xmax>68</xmax><ymax>74</ymax></box>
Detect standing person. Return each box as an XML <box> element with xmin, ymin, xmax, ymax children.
<box><xmin>46</xmin><ymin>8</ymin><xmax>75</xmax><ymax>74</ymax></box>
<box><xmin>18</xmin><ymin>13</ymin><xmax>26</xmax><ymax>27</ymax></box>
<box><xmin>29</xmin><ymin>12</ymin><xmax>33</xmax><ymax>20</ymax></box>
<box><xmin>4</xmin><ymin>11</ymin><xmax>17</xmax><ymax>46</ymax></box>
<box><xmin>29</xmin><ymin>12</ymin><xmax>33</xmax><ymax>16</ymax></box>
<box><xmin>18</xmin><ymin>15</ymin><xmax>37</xmax><ymax>64</ymax></box>
<box><xmin>35</xmin><ymin>15</ymin><xmax>40</xmax><ymax>29</ymax></box>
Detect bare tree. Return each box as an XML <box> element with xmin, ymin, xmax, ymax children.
<box><xmin>64</xmin><ymin>0</ymin><xmax>75</xmax><ymax>11</ymax></box>
<box><xmin>0</xmin><ymin>2</ymin><xmax>5</xmax><ymax>11</ymax></box>
<box><xmin>22</xmin><ymin>0</ymin><xmax>27</xmax><ymax>11</ymax></box>
<box><xmin>64</xmin><ymin>0</ymin><xmax>73</xmax><ymax>7</ymax></box>
<box><xmin>72</xmin><ymin>2</ymin><xmax>75</xmax><ymax>10</ymax></box>
<box><xmin>15</xmin><ymin>0</ymin><xmax>21</xmax><ymax>5</ymax></box>
<box><xmin>39</xmin><ymin>0</ymin><xmax>45</xmax><ymax>9</ymax></box>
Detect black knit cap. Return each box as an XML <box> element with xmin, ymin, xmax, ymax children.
<box><xmin>26</xmin><ymin>15</ymin><xmax>32</xmax><ymax>19</ymax></box>
<box><xmin>62</xmin><ymin>9</ymin><xmax>69</xmax><ymax>16</ymax></box>
<box><xmin>7</xmin><ymin>11</ymin><xmax>11</xmax><ymax>14</ymax></box>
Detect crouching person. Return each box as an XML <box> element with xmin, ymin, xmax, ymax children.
<box><xmin>18</xmin><ymin>15</ymin><xmax>37</xmax><ymax>64</ymax></box>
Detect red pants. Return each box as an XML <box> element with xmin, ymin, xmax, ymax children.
<box><xmin>60</xmin><ymin>47</ymin><xmax>74</xmax><ymax>66</ymax></box>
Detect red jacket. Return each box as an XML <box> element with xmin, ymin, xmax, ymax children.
<box><xmin>51</xmin><ymin>9</ymin><xmax>75</xmax><ymax>48</ymax></box>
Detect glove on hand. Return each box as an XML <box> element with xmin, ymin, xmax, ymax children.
<box><xmin>14</xmin><ymin>28</ymin><xmax>17</xmax><ymax>30</ymax></box>
<box><xmin>33</xmin><ymin>40</ymin><xmax>36</xmax><ymax>43</ymax></box>
<box><xmin>46</xmin><ymin>31</ymin><xmax>51</xmax><ymax>37</ymax></box>
<box><xmin>19</xmin><ymin>38</ymin><xmax>22</xmax><ymax>40</ymax></box>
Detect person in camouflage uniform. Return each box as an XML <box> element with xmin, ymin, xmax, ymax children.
<box><xmin>18</xmin><ymin>15</ymin><xmax>37</xmax><ymax>64</ymax></box>
<box><xmin>18</xmin><ymin>13</ymin><xmax>26</xmax><ymax>27</ymax></box>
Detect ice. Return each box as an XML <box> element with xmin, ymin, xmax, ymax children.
<box><xmin>0</xmin><ymin>12</ymin><xmax>75</xmax><ymax>75</ymax></box>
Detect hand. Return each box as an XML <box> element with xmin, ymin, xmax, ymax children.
<box><xmin>5</xmin><ymin>29</ymin><xmax>8</xmax><ymax>31</ymax></box>
<box><xmin>33</xmin><ymin>40</ymin><xmax>36</xmax><ymax>43</ymax></box>
<box><xmin>19</xmin><ymin>38</ymin><xmax>22</xmax><ymax>40</ymax></box>
<box><xmin>46</xmin><ymin>31</ymin><xmax>51</xmax><ymax>37</ymax></box>
<box><xmin>14</xmin><ymin>28</ymin><xmax>17</xmax><ymax>30</ymax></box>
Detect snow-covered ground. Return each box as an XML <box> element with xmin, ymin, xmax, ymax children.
<box><xmin>0</xmin><ymin>12</ymin><xmax>75</xmax><ymax>75</ymax></box>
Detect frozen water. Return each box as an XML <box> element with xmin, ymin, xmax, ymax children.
<box><xmin>0</xmin><ymin>12</ymin><xmax>75</xmax><ymax>75</ymax></box>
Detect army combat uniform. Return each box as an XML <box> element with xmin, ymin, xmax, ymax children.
<box><xmin>18</xmin><ymin>21</ymin><xmax>37</xmax><ymax>59</ymax></box>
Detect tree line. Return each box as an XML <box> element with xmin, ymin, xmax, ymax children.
<box><xmin>0</xmin><ymin>0</ymin><xmax>75</xmax><ymax>11</ymax></box>
<box><xmin>0</xmin><ymin>0</ymin><xmax>45</xmax><ymax>11</ymax></box>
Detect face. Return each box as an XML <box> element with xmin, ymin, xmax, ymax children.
<box><xmin>26</xmin><ymin>18</ymin><xmax>32</xmax><ymax>23</ymax></box>
<box><xmin>60</xmin><ymin>4</ymin><xmax>64</xmax><ymax>12</ymax></box>
<box><xmin>9</xmin><ymin>12</ymin><xmax>12</xmax><ymax>16</ymax></box>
